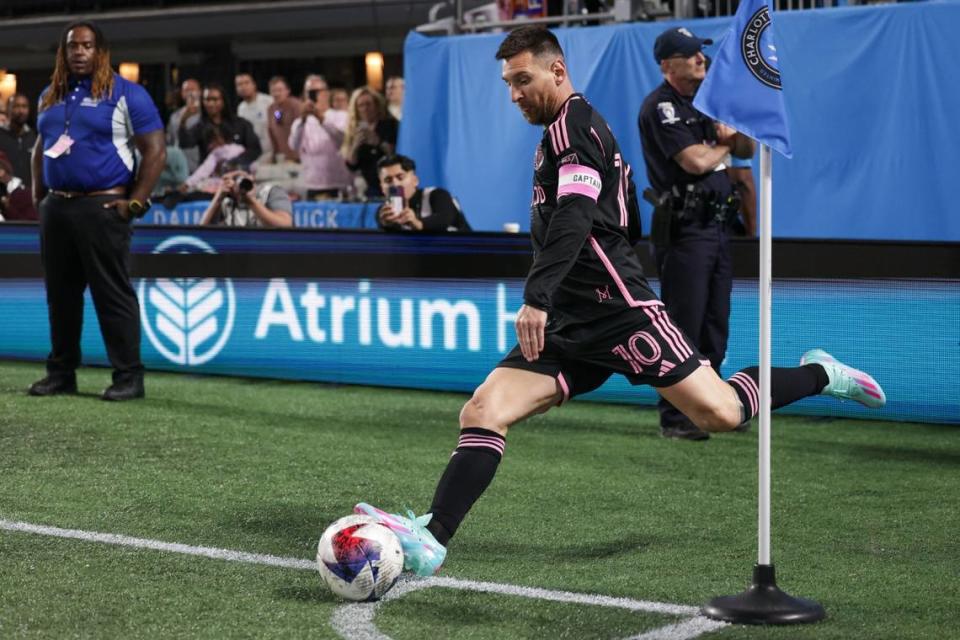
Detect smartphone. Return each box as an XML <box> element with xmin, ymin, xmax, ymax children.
<box><xmin>387</xmin><ymin>186</ymin><xmax>404</xmax><ymax>213</ymax></box>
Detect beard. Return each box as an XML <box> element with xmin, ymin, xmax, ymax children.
<box><xmin>519</xmin><ymin>103</ymin><xmax>546</xmax><ymax>125</ymax></box>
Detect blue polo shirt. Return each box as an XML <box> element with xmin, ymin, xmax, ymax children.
<box><xmin>37</xmin><ymin>73</ymin><xmax>163</xmax><ymax>192</ymax></box>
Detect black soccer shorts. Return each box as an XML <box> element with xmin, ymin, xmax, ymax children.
<box><xmin>497</xmin><ymin>304</ymin><xmax>707</xmax><ymax>404</ymax></box>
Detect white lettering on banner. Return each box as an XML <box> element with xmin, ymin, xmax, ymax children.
<box><xmin>299</xmin><ymin>283</ymin><xmax>327</xmax><ymax>342</ymax></box>
<box><xmin>419</xmin><ymin>300</ymin><xmax>481</xmax><ymax>351</ymax></box>
<box><xmin>497</xmin><ymin>283</ymin><xmax>518</xmax><ymax>353</ymax></box>
<box><xmin>331</xmin><ymin>296</ymin><xmax>356</xmax><ymax>344</ymax></box>
<box><xmin>293</xmin><ymin>208</ymin><xmax>339</xmax><ymax>228</ymax></box>
<box><xmin>358</xmin><ymin>281</ymin><xmax>372</xmax><ymax>345</ymax></box>
<box><xmin>252</xmin><ymin>280</ymin><xmax>483</xmax><ymax>351</ymax></box>
<box><xmin>254</xmin><ymin>279</ymin><xmax>304</xmax><ymax>341</ymax></box>
<box><xmin>377</xmin><ymin>299</ymin><xmax>415</xmax><ymax>347</ymax></box>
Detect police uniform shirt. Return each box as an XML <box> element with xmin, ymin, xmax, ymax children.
<box><xmin>638</xmin><ymin>81</ymin><xmax>731</xmax><ymax>197</ymax></box>
<box><xmin>526</xmin><ymin>94</ymin><xmax>654</xmax><ymax>329</ymax></box>
<box><xmin>37</xmin><ymin>73</ymin><xmax>163</xmax><ymax>192</ymax></box>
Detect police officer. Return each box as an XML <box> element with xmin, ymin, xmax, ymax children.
<box><xmin>28</xmin><ymin>20</ymin><xmax>165</xmax><ymax>401</ymax></box>
<box><xmin>638</xmin><ymin>27</ymin><xmax>755</xmax><ymax>440</ymax></box>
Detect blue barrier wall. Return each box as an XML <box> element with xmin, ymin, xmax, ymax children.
<box><xmin>139</xmin><ymin>201</ymin><xmax>381</xmax><ymax>229</ymax></box>
<box><xmin>399</xmin><ymin>2</ymin><xmax>960</xmax><ymax>240</ymax></box>
<box><xmin>1</xmin><ymin>227</ymin><xmax>956</xmax><ymax>424</ymax></box>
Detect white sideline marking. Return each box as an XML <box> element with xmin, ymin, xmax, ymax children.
<box><xmin>1</xmin><ymin>518</ymin><xmax>727</xmax><ymax>640</ymax></box>
<box><xmin>0</xmin><ymin>518</ymin><xmax>315</xmax><ymax>571</ymax></box>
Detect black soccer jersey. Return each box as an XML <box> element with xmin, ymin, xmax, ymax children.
<box><xmin>524</xmin><ymin>94</ymin><xmax>654</xmax><ymax>329</ymax></box>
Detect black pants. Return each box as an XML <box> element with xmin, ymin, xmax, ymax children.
<box><xmin>652</xmin><ymin>219</ymin><xmax>732</xmax><ymax>429</ymax></box>
<box><xmin>39</xmin><ymin>194</ymin><xmax>143</xmax><ymax>383</ymax></box>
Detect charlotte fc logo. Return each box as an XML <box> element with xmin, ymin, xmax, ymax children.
<box><xmin>138</xmin><ymin>236</ymin><xmax>236</xmax><ymax>366</ymax></box>
<box><xmin>741</xmin><ymin>6</ymin><xmax>782</xmax><ymax>90</ymax></box>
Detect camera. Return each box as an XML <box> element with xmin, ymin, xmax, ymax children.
<box><xmin>307</xmin><ymin>89</ymin><xmax>319</xmax><ymax>102</ymax></box>
<box><xmin>238</xmin><ymin>177</ymin><xmax>254</xmax><ymax>193</ymax></box>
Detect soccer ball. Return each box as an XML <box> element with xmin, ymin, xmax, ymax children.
<box><xmin>316</xmin><ymin>514</ymin><xmax>404</xmax><ymax>602</ymax></box>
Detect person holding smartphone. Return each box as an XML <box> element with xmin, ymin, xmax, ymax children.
<box><xmin>165</xmin><ymin>78</ymin><xmax>201</xmax><ymax>171</ymax></box>
<box><xmin>340</xmin><ymin>86</ymin><xmax>397</xmax><ymax>198</ymax></box>
<box><xmin>289</xmin><ymin>74</ymin><xmax>351</xmax><ymax>200</ymax></box>
<box><xmin>376</xmin><ymin>154</ymin><xmax>470</xmax><ymax>232</ymax></box>
<box><xmin>266</xmin><ymin>76</ymin><xmax>301</xmax><ymax>163</ymax></box>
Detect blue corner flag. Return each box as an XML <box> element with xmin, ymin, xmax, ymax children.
<box><xmin>693</xmin><ymin>0</ymin><xmax>793</xmax><ymax>158</ymax></box>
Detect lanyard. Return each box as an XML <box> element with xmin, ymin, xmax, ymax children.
<box><xmin>62</xmin><ymin>84</ymin><xmax>87</xmax><ymax>136</ymax></box>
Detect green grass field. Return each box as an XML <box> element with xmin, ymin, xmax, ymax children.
<box><xmin>1</xmin><ymin>360</ymin><xmax>957</xmax><ymax>639</ymax></box>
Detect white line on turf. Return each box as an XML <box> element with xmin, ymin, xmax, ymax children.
<box><xmin>1</xmin><ymin>518</ymin><xmax>727</xmax><ymax>640</ymax></box>
<box><xmin>0</xmin><ymin>518</ymin><xmax>315</xmax><ymax>571</ymax></box>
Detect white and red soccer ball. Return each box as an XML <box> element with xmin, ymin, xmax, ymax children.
<box><xmin>316</xmin><ymin>514</ymin><xmax>404</xmax><ymax>601</ymax></box>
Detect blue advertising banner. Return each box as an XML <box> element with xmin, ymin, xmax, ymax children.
<box><xmin>138</xmin><ymin>201</ymin><xmax>382</xmax><ymax>229</ymax></box>
<box><xmin>1</xmin><ymin>232</ymin><xmax>957</xmax><ymax>423</ymax></box>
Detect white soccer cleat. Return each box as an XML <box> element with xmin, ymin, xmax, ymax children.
<box><xmin>800</xmin><ymin>349</ymin><xmax>886</xmax><ymax>409</ymax></box>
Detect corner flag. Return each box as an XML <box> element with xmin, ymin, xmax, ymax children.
<box><xmin>693</xmin><ymin>0</ymin><xmax>792</xmax><ymax>158</ymax></box>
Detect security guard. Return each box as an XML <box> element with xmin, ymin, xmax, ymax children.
<box><xmin>638</xmin><ymin>27</ymin><xmax>755</xmax><ymax>440</ymax></box>
<box><xmin>28</xmin><ymin>20</ymin><xmax>165</xmax><ymax>401</ymax></box>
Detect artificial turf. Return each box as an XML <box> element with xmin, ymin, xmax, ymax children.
<box><xmin>1</xmin><ymin>360</ymin><xmax>957</xmax><ymax>639</ymax></box>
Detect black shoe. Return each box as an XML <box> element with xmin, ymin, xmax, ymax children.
<box><xmin>661</xmin><ymin>423</ymin><xmax>710</xmax><ymax>441</ymax></box>
<box><xmin>101</xmin><ymin>377</ymin><xmax>145</xmax><ymax>401</ymax></box>
<box><xmin>27</xmin><ymin>375</ymin><xmax>77</xmax><ymax>396</ymax></box>
<box><xmin>733</xmin><ymin>420</ymin><xmax>752</xmax><ymax>432</ymax></box>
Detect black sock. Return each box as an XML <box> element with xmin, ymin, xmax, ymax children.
<box><xmin>728</xmin><ymin>364</ymin><xmax>828</xmax><ymax>421</ymax></box>
<box><xmin>426</xmin><ymin>427</ymin><xmax>505</xmax><ymax>546</ymax></box>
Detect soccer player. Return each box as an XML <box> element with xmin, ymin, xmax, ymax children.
<box><xmin>356</xmin><ymin>26</ymin><xmax>886</xmax><ymax>577</ymax></box>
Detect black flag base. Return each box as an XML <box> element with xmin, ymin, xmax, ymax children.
<box><xmin>701</xmin><ymin>564</ymin><xmax>826</xmax><ymax>625</ymax></box>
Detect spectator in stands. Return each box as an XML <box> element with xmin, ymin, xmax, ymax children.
<box><xmin>0</xmin><ymin>110</ymin><xmax>8</xmax><ymax>129</ymax></box>
<box><xmin>179</xmin><ymin>82</ymin><xmax>260</xmax><ymax>169</ymax></box>
<box><xmin>376</xmin><ymin>154</ymin><xmax>470</xmax><ymax>232</ymax></box>
<box><xmin>341</xmin><ymin>86</ymin><xmax>398</xmax><ymax>199</ymax></box>
<box><xmin>331</xmin><ymin>87</ymin><xmax>350</xmax><ymax>112</ymax></box>
<box><xmin>183</xmin><ymin>127</ymin><xmax>247</xmax><ymax>193</ymax></box>
<box><xmin>385</xmin><ymin>76</ymin><xmax>404</xmax><ymax>121</ymax></box>
<box><xmin>0</xmin><ymin>151</ymin><xmax>37</xmax><ymax>221</ymax></box>
<box><xmin>236</xmin><ymin>72</ymin><xmax>274</xmax><ymax>163</ymax></box>
<box><xmin>199</xmin><ymin>168</ymin><xmax>292</xmax><ymax>227</ymax></box>
<box><xmin>289</xmin><ymin>74</ymin><xmax>352</xmax><ymax>200</ymax></box>
<box><xmin>267</xmin><ymin>76</ymin><xmax>301</xmax><ymax>162</ymax></box>
<box><xmin>166</xmin><ymin>78</ymin><xmax>201</xmax><ymax>171</ymax></box>
<box><xmin>152</xmin><ymin>145</ymin><xmax>189</xmax><ymax>205</ymax></box>
<box><xmin>0</xmin><ymin>93</ymin><xmax>38</xmax><ymax>188</ymax></box>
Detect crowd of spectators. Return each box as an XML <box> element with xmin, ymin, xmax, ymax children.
<box><xmin>0</xmin><ymin>69</ymin><xmax>476</xmax><ymax>231</ymax></box>
<box><xmin>0</xmin><ymin>72</ymin><xmax>411</xmax><ymax>217</ymax></box>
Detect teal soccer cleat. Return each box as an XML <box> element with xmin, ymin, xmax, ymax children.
<box><xmin>800</xmin><ymin>349</ymin><xmax>886</xmax><ymax>409</ymax></box>
<box><xmin>353</xmin><ymin>503</ymin><xmax>447</xmax><ymax>576</ymax></box>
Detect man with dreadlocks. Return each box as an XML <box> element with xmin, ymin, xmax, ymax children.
<box><xmin>28</xmin><ymin>20</ymin><xmax>165</xmax><ymax>401</ymax></box>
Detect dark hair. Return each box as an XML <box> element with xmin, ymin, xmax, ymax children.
<box><xmin>201</xmin><ymin>123</ymin><xmax>226</xmax><ymax>148</ymax></box>
<box><xmin>495</xmin><ymin>25</ymin><xmax>563</xmax><ymax>61</ymax></box>
<box><xmin>41</xmin><ymin>20</ymin><xmax>114</xmax><ymax>111</ymax></box>
<box><xmin>377</xmin><ymin>154</ymin><xmax>416</xmax><ymax>173</ymax></box>
<box><xmin>268</xmin><ymin>75</ymin><xmax>289</xmax><ymax>89</ymax></box>
<box><xmin>200</xmin><ymin>82</ymin><xmax>235</xmax><ymax>124</ymax></box>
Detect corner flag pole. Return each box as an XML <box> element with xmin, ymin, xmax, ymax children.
<box><xmin>758</xmin><ymin>143</ymin><xmax>772</xmax><ymax>568</ymax></box>
<box><xmin>702</xmin><ymin>144</ymin><xmax>824</xmax><ymax>624</ymax></box>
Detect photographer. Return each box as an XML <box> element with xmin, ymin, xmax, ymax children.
<box><xmin>0</xmin><ymin>151</ymin><xmax>37</xmax><ymax>221</ymax></box>
<box><xmin>198</xmin><ymin>169</ymin><xmax>292</xmax><ymax>228</ymax></box>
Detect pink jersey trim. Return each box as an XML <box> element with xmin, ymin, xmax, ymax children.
<box><xmin>587</xmin><ymin>235</ymin><xmax>663</xmax><ymax>309</ymax></box>
<box><xmin>589</xmin><ymin>127</ymin><xmax>605</xmax><ymax>158</ymax></box>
